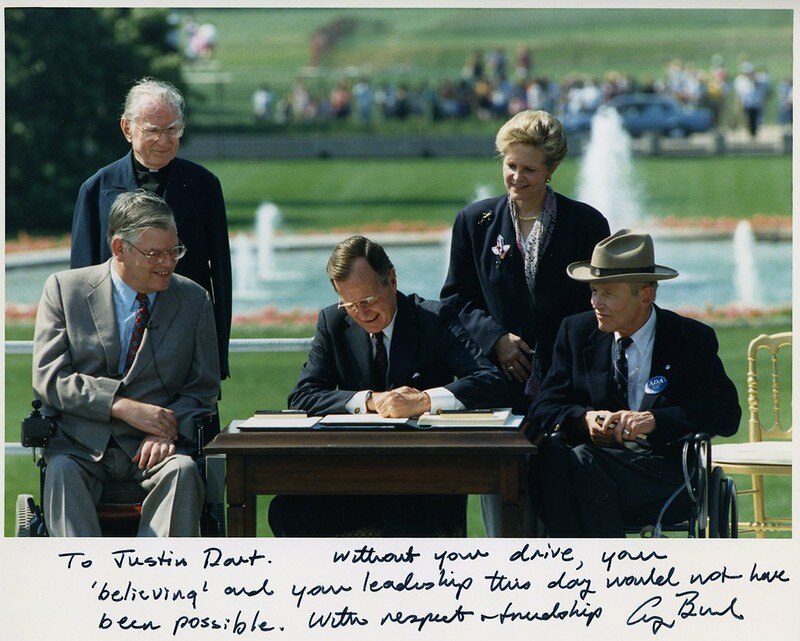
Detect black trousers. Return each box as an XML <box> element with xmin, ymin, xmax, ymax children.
<box><xmin>530</xmin><ymin>434</ymin><xmax>688</xmax><ymax>537</ymax></box>
<box><xmin>269</xmin><ymin>494</ymin><xmax>466</xmax><ymax>537</ymax></box>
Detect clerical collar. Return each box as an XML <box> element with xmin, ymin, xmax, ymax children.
<box><xmin>131</xmin><ymin>154</ymin><xmax>170</xmax><ymax>196</ymax></box>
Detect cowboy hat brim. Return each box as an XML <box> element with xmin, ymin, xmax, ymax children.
<box><xmin>566</xmin><ymin>261</ymin><xmax>679</xmax><ymax>283</ymax></box>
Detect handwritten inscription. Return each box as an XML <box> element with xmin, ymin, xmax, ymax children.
<box><xmin>627</xmin><ymin>591</ymin><xmax>744</xmax><ymax>635</ymax></box>
<box><xmin>48</xmin><ymin>544</ymin><xmax>790</xmax><ymax>637</ymax></box>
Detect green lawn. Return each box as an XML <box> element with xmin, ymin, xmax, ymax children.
<box><xmin>204</xmin><ymin>155</ymin><xmax>792</xmax><ymax>233</ymax></box>
<box><xmin>177</xmin><ymin>8</ymin><xmax>792</xmax><ymax>128</ymax></box>
<box><xmin>6</xmin><ymin>319</ymin><xmax>791</xmax><ymax>538</ymax></box>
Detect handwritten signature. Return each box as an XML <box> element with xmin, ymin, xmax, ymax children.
<box><xmin>627</xmin><ymin>591</ymin><xmax>744</xmax><ymax>635</ymax></box>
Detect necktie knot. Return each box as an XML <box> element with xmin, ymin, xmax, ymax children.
<box><xmin>618</xmin><ymin>336</ymin><xmax>633</xmax><ymax>352</ymax></box>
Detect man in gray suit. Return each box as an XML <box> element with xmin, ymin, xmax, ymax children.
<box><xmin>33</xmin><ymin>190</ymin><xmax>220</xmax><ymax>537</ymax></box>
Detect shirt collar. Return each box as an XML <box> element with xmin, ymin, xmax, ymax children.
<box><xmin>374</xmin><ymin>308</ymin><xmax>398</xmax><ymax>342</ymax></box>
<box><xmin>616</xmin><ymin>306</ymin><xmax>656</xmax><ymax>352</ymax></box>
<box><xmin>110</xmin><ymin>260</ymin><xmax>157</xmax><ymax>310</ymax></box>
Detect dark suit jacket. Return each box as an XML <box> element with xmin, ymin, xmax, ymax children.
<box><xmin>70</xmin><ymin>152</ymin><xmax>232</xmax><ymax>379</ymax></box>
<box><xmin>33</xmin><ymin>262</ymin><xmax>221</xmax><ymax>462</ymax></box>
<box><xmin>441</xmin><ymin>193</ymin><xmax>609</xmax><ymax>411</ymax></box>
<box><xmin>288</xmin><ymin>292</ymin><xmax>506</xmax><ymax>415</ymax></box>
<box><xmin>531</xmin><ymin>306</ymin><xmax>741</xmax><ymax>455</ymax></box>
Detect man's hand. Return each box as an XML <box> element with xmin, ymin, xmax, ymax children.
<box><xmin>370</xmin><ymin>386</ymin><xmax>431</xmax><ymax>418</ymax></box>
<box><xmin>585</xmin><ymin>410</ymin><xmax>617</xmax><ymax>447</ymax></box>
<box><xmin>585</xmin><ymin>409</ymin><xmax>656</xmax><ymax>447</ymax></box>
<box><xmin>492</xmin><ymin>333</ymin><xmax>532</xmax><ymax>383</ymax></box>
<box><xmin>132</xmin><ymin>435</ymin><xmax>176</xmax><ymax>470</ymax></box>
<box><xmin>111</xmin><ymin>397</ymin><xmax>178</xmax><ymax>441</ymax></box>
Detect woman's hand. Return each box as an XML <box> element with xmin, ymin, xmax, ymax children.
<box><xmin>493</xmin><ymin>333</ymin><xmax>533</xmax><ymax>383</ymax></box>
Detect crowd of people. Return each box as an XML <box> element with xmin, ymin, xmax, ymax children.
<box><xmin>251</xmin><ymin>49</ymin><xmax>790</xmax><ymax>136</ymax></box>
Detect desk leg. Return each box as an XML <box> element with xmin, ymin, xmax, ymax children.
<box><xmin>226</xmin><ymin>454</ymin><xmax>245</xmax><ymax>537</ymax></box>
<box><xmin>499</xmin><ymin>457</ymin><xmax>522</xmax><ymax>537</ymax></box>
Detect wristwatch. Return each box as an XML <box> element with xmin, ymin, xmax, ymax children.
<box><xmin>363</xmin><ymin>390</ymin><xmax>374</xmax><ymax>413</ymax></box>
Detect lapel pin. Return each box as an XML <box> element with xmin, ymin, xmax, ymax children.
<box><xmin>645</xmin><ymin>375</ymin><xmax>668</xmax><ymax>395</ymax></box>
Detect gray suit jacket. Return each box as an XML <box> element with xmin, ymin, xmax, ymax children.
<box><xmin>33</xmin><ymin>261</ymin><xmax>221</xmax><ymax>462</ymax></box>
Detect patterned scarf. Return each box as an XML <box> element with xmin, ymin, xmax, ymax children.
<box><xmin>509</xmin><ymin>185</ymin><xmax>558</xmax><ymax>298</ymax></box>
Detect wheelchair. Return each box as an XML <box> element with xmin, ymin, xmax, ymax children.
<box><xmin>15</xmin><ymin>400</ymin><xmax>226</xmax><ymax>537</ymax></box>
<box><xmin>625</xmin><ymin>433</ymin><xmax>738</xmax><ymax>538</ymax></box>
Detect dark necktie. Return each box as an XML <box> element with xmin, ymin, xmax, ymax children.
<box><xmin>613</xmin><ymin>336</ymin><xmax>634</xmax><ymax>409</ymax></box>
<box><xmin>372</xmin><ymin>331</ymin><xmax>388</xmax><ymax>391</ymax></box>
<box><xmin>123</xmin><ymin>293</ymin><xmax>150</xmax><ymax>374</ymax></box>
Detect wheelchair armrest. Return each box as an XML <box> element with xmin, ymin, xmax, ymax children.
<box><xmin>21</xmin><ymin>400</ymin><xmax>56</xmax><ymax>449</ymax></box>
<box><xmin>193</xmin><ymin>413</ymin><xmax>215</xmax><ymax>459</ymax></box>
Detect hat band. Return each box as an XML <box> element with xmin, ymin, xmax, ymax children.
<box><xmin>590</xmin><ymin>265</ymin><xmax>655</xmax><ymax>277</ymax></box>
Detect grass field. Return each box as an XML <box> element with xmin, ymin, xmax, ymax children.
<box><xmin>178</xmin><ymin>7</ymin><xmax>792</xmax><ymax>127</ymax></box>
<box><xmin>5</xmin><ymin>318</ymin><xmax>791</xmax><ymax>538</ymax></box>
<box><xmin>203</xmin><ymin>155</ymin><xmax>792</xmax><ymax>232</ymax></box>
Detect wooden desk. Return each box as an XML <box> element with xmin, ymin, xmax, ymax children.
<box><xmin>205</xmin><ymin>423</ymin><xmax>535</xmax><ymax>537</ymax></box>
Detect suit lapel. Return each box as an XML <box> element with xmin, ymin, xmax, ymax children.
<box><xmin>163</xmin><ymin>161</ymin><xmax>198</xmax><ymax>229</ymax></box>
<box><xmin>387</xmin><ymin>294</ymin><xmax>418</xmax><ymax>388</ymax></box>
<box><xmin>124</xmin><ymin>281</ymin><xmax>181</xmax><ymax>380</ymax></box>
<box><xmin>344</xmin><ymin>315</ymin><xmax>373</xmax><ymax>390</ymax></box>
<box><xmin>86</xmin><ymin>262</ymin><xmax>121</xmax><ymax>376</ymax></box>
<box><xmin>640</xmin><ymin>306</ymin><xmax>673</xmax><ymax>411</ymax></box>
<box><xmin>487</xmin><ymin>201</ymin><xmax>536</xmax><ymax>320</ymax></box>
<box><xmin>582</xmin><ymin>326</ymin><xmax>613</xmax><ymax>409</ymax></box>
<box><xmin>101</xmin><ymin>153</ymin><xmax>139</xmax><ymax>211</ymax></box>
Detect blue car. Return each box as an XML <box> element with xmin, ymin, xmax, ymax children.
<box><xmin>562</xmin><ymin>93</ymin><xmax>714</xmax><ymax>141</ymax></box>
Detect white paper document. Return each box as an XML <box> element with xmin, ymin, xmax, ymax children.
<box><xmin>416</xmin><ymin>408</ymin><xmax>523</xmax><ymax>428</ymax></box>
<box><xmin>238</xmin><ymin>416</ymin><xmax>321</xmax><ymax>430</ymax></box>
<box><xmin>318</xmin><ymin>414</ymin><xmax>410</xmax><ymax>426</ymax></box>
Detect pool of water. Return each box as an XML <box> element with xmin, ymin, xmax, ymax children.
<box><xmin>6</xmin><ymin>237</ymin><xmax>792</xmax><ymax>314</ymax></box>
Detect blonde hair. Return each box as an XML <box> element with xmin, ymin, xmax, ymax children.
<box><xmin>495</xmin><ymin>109</ymin><xmax>567</xmax><ymax>170</ymax></box>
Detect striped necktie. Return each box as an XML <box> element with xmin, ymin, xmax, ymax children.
<box><xmin>123</xmin><ymin>293</ymin><xmax>150</xmax><ymax>374</ymax></box>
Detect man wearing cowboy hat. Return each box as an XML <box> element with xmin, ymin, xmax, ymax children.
<box><xmin>528</xmin><ymin>229</ymin><xmax>740</xmax><ymax>537</ymax></box>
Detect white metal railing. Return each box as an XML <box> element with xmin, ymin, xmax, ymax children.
<box><xmin>5</xmin><ymin>337</ymin><xmax>313</xmax><ymax>455</ymax></box>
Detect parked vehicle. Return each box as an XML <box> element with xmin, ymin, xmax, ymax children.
<box><xmin>562</xmin><ymin>93</ymin><xmax>714</xmax><ymax>141</ymax></box>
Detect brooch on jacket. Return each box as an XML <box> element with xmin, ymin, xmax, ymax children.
<box><xmin>491</xmin><ymin>234</ymin><xmax>511</xmax><ymax>269</ymax></box>
<box><xmin>478</xmin><ymin>210</ymin><xmax>494</xmax><ymax>225</ymax></box>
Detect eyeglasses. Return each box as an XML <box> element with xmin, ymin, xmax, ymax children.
<box><xmin>132</xmin><ymin>120</ymin><xmax>185</xmax><ymax>142</ymax></box>
<box><xmin>126</xmin><ymin>241</ymin><xmax>187</xmax><ymax>264</ymax></box>
<box><xmin>337</xmin><ymin>295</ymin><xmax>379</xmax><ymax>313</ymax></box>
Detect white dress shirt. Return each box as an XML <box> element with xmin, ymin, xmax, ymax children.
<box><xmin>110</xmin><ymin>261</ymin><xmax>157</xmax><ymax>375</ymax></box>
<box><xmin>346</xmin><ymin>310</ymin><xmax>464</xmax><ymax>414</ymax></box>
<box><xmin>613</xmin><ymin>307</ymin><xmax>656</xmax><ymax>411</ymax></box>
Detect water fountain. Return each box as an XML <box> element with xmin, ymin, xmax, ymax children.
<box><xmin>232</xmin><ymin>233</ymin><xmax>258</xmax><ymax>299</ymax></box>
<box><xmin>473</xmin><ymin>184</ymin><xmax>494</xmax><ymax>202</ymax></box>
<box><xmin>732</xmin><ymin>220</ymin><xmax>761</xmax><ymax>307</ymax></box>
<box><xmin>256</xmin><ymin>202</ymin><xmax>281</xmax><ymax>280</ymax></box>
<box><xmin>4</xmin><ymin>152</ymin><xmax>791</xmax><ymax>314</ymax></box>
<box><xmin>576</xmin><ymin>106</ymin><xmax>643</xmax><ymax>232</ymax></box>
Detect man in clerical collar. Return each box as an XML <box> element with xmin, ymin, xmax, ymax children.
<box><xmin>71</xmin><ymin>77</ymin><xmax>232</xmax><ymax>436</ymax></box>
<box><xmin>529</xmin><ymin>229</ymin><xmax>741</xmax><ymax>537</ymax></box>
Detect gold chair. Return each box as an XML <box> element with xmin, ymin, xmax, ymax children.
<box><xmin>712</xmin><ymin>331</ymin><xmax>792</xmax><ymax>538</ymax></box>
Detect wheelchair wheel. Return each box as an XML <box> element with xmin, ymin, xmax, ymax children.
<box><xmin>15</xmin><ymin>494</ymin><xmax>35</xmax><ymax>537</ymax></box>
<box><xmin>708</xmin><ymin>467</ymin><xmax>724</xmax><ymax>538</ymax></box>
